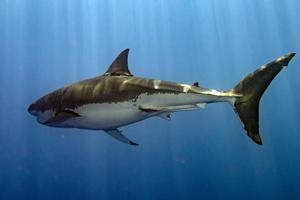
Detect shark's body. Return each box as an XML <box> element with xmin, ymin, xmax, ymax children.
<box><xmin>28</xmin><ymin>49</ymin><xmax>295</xmax><ymax>145</ymax></box>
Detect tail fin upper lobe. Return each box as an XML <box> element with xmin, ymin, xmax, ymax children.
<box><xmin>231</xmin><ymin>53</ymin><xmax>296</xmax><ymax>145</ymax></box>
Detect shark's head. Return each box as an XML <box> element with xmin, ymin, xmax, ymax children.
<box><xmin>28</xmin><ymin>96</ymin><xmax>56</xmax><ymax>125</ymax></box>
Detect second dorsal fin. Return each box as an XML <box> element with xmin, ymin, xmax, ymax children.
<box><xmin>193</xmin><ymin>82</ymin><xmax>200</xmax><ymax>87</ymax></box>
<box><xmin>104</xmin><ymin>49</ymin><xmax>133</xmax><ymax>76</ymax></box>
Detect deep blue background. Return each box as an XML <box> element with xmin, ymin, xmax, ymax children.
<box><xmin>1</xmin><ymin>0</ymin><xmax>300</xmax><ymax>199</ymax></box>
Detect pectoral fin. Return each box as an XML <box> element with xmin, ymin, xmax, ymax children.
<box><xmin>105</xmin><ymin>129</ymin><xmax>138</xmax><ymax>146</ymax></box>
<box><xmin>44</xmin><ymin>110</ymin><xmax>80</xmax><ymax>125</ymax></box>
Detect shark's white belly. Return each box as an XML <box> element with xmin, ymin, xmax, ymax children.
<box><xmin>61</xmin><ymin>102</ymin><xmax>146</xmax><ymax>130</ymax></box>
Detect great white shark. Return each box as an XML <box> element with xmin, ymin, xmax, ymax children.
<box><xmin>28</xmin><ymin>49</ymin><xmax>296</xmax><ymax>145</ymax></box>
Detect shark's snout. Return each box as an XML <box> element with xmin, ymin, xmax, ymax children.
<box><xmin>28</xmin><ymin>100</ymin><xmax>58</xmax><ymax>125</ymax></box>
<box><xmin>28</xmin><ymin>103</ymin><xmax>38</xmax><ymax>116</ymax></box>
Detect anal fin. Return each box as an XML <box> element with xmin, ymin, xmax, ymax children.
<box><xmin>157</xmin><ymin>112</ymin><xmax>171</xmax><ymax>121</ymax></box>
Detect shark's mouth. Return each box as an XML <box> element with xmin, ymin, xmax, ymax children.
<box><xmin>36</xmin><ymin>110</ymin><xmax>55</xmax><ymax>124</ymax></box>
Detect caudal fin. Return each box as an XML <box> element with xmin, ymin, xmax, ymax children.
<box><xmin>231</xmin><ymin>53</ymin><xmax>296</xmax><ymax>145</ymax></box>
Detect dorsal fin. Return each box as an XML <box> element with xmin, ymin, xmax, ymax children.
<box><xmin>193</xmin><ymin>82</ymin><xmax>200</xmax><ymax>87</ymax></box>
<box><xmin>104</xmin><ymin>49</ymin><xmax>132</xmax><ymax>76</ymax></box>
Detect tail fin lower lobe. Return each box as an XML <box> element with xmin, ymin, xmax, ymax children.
<box><xmin>232</xmin><ymin>53</ymin><xmax>295</xmax><ymax>145</ymax></box>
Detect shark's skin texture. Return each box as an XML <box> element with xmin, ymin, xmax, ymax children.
<box><xmin>28</xmin><ymin>49</ymin><xmax>296</xmax><ymax>145</ymax></box>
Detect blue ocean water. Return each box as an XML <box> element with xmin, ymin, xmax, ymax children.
<box><xmin>1</xmin><ymin>0</ymin><xmax>300</xmax><ymax>199</ymax></box>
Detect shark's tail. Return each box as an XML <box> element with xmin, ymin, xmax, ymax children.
<box><xmin>230</xmin><ymin>53</ymin><xmax>296</xmax><ymax>145</ymax></box>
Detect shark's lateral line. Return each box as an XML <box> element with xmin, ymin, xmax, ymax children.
<box><xmin>28</xmin><ymin>49</ymin><xmax>296</xmax><ymax>145</ymax></box>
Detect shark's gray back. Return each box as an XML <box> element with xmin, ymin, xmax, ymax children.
<box><xmin>37</xmin><ymin>75</ymin><xmax>188</xmax><ymax>112</ymax></box>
